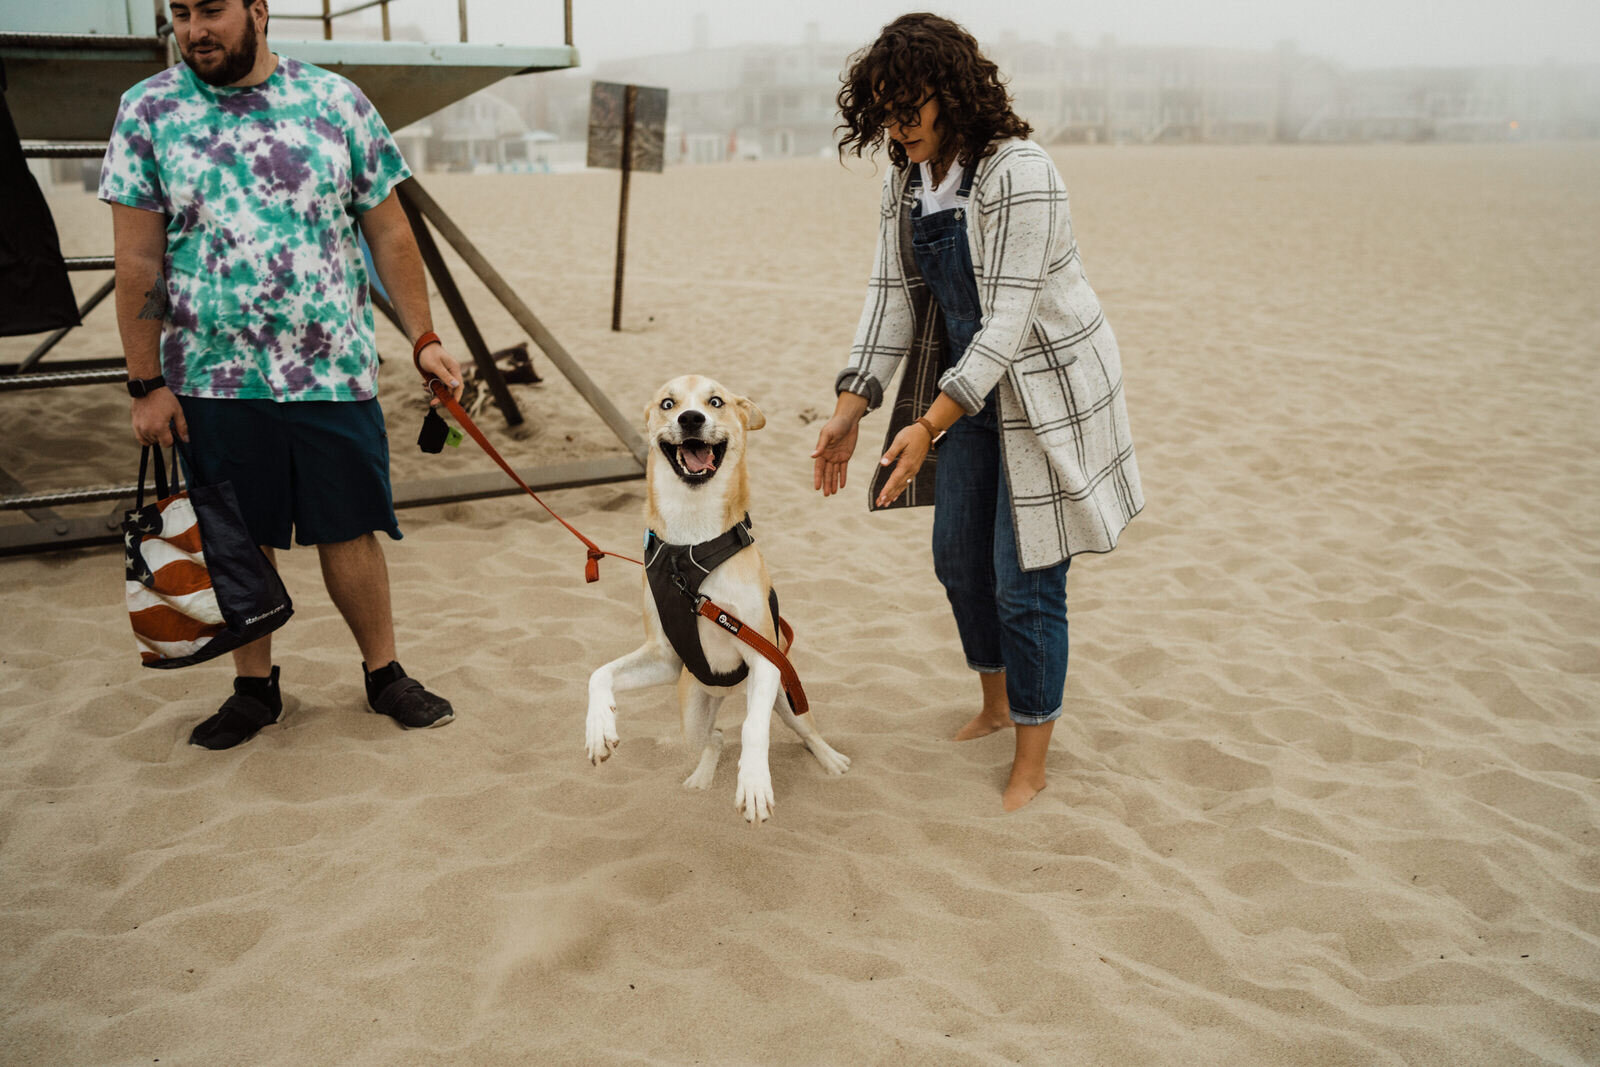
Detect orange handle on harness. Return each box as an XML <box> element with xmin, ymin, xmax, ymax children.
<box><xmin>694</xmin><ymin>599</ymin><xmax>808</xmax><ymax>715</ymax></box>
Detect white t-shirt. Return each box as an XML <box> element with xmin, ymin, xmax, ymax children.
<box><xmin>918</xmin><ymin>159</ymin><xmax>966</xmax><ymax>216</ymax></box>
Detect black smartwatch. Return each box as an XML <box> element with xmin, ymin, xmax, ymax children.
<box><xmin>127</xmin><ymin>374</ymin><xmax>167</xmax><ymax>398</ymax></box>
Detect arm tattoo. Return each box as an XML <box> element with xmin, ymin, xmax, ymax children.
<box><xmin>136</xmin><ymin>274</ymin><xmax>169</xmax><ymax>320</ymax></box>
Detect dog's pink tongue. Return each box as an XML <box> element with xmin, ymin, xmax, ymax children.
<box><xmin>681</xmin><ymin>443</ymin><xmax>716</xmax><ymax>473</ymax></box>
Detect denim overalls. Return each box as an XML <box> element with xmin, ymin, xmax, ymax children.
<box><xmin>910</xmin><ymin>165</ymin><xmax>1070</xmax><ymax>726</ymax></box>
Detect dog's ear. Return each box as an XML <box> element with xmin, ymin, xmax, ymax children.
<box><xmin>735</xmin><ymin>395</ymin><xmax>766</xmax><ymax>431</ymax></box>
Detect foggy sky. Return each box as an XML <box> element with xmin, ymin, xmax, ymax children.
<box><xmin>366</xmin><ymin>0</ymin><xmax>1600</xmax><ymax>70</ymax></box>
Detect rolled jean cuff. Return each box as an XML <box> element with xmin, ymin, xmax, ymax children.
<box><xmin>1010</xmin><ymin>704</ymin><xmax>1062</xmax><ymax>727</ymax></box>
<box><xmin>968</xmin><ymin>660</ymin><xmax>1005</xmax><ymax>674</ymax></box>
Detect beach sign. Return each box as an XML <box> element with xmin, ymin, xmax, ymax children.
<box><xmin>587</xmin><ymin>81</ymin><xmax>668</xmax><ymax>173</ymax></box>
<box><xmin>588</xmin><ymin>82</ymin><xmax>669</xmax><ymax>330</ymax></box>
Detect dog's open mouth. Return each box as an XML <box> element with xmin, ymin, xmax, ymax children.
<box><xmin>660</xmin><ymin>437</ymin><xmax>728</xmax><ymax>484</ymax></box>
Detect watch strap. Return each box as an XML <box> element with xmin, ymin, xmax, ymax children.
<box><xmin>127</xmin><ymin>374</ymin><xmax>167</xmax><ymax>398</ymax></box>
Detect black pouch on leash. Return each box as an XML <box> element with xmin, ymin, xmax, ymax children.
<box><xmin>418</xmin><ymin>408</ymin><xmax>462</xmax><ymax>453</ymax></box>
<box><xmin>123</xmin><ymin>441</ymin><xmax>293</xmax><ymax>668</ymax></box>
<box><xmin>418</xmin><ymin>408</ymin><xmax>449</xmax><ymax>453</ymax></box>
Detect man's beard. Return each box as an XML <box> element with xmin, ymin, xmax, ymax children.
<box><xmin>182</xmin><ymin>19</ymin><xmax>261</xmax><ymax>87</ymax></box>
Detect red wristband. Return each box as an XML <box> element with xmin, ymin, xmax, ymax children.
<box><xmin>412</xmin><ymin>331</ymin><xmax>441</xmax><ymax>374</ymax></box>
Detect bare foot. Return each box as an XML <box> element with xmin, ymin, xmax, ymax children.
<box><xmin>956</xmin><ymin>672</ymin><xmax>1013</xmax><ymax>740</ymax></box>
<box><xmin>953</xmin><ymin>712</ymin><xmax>1013</xmax><ymax>741</ymax></box>
<box><xmin>1001</xmin><ymin>771</ymin><xmax>1047</xmax><ymax>811</ymax></box>
<box><xmin>1002</xmin><ymin>721</ymin><xmax>1055</xmax><ymax>811</ymax></box>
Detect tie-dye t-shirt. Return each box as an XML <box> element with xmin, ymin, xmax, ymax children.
<box><xmin>98</xmin><ymin>58</ymin><xmax>410</xmax><ymax>401</ymax></box>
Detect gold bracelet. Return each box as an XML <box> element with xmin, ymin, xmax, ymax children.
<box><xmin>914</xmin><ymin>416</ymin><xmax>945</xmax><ymax>444</ymax></box>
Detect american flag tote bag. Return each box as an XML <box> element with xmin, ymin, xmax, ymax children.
<box><xmin>122</xmin><ymin>443</ymin><xmax>292</xmax><ymax>669</ymax></box>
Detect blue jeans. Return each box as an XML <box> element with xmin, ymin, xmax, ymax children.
<box><xmin>932</xmin><ymin>394</ymin><xmax>1070</xmax><ymax>725</ymax></box>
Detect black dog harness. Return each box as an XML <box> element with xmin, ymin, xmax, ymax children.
<box><xmin>645</xmin><ymin>515</ymin><xmax>781</xmax><ymax>690</ymax></box>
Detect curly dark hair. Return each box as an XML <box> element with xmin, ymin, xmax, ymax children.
<box><xmin>836</xmin><ymin>13</ymin><xmax>1032</xmax><ymax>171</ymax></box>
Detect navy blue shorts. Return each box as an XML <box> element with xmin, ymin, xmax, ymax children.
<box><xmin>178</xmin><ymin>397</ymin><xmax>402</xmax><ymax>550</ymax></box>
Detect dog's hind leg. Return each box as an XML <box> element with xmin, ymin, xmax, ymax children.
<box><xmin>680</xmin><ymin>677</ymin><xmax>725</xmax><ymax>791</ymax></box>
<box><xmin>587</xmin><ymin>643</ymin><xmax>681</xmax><ymax>765</ymax></box>
<box><xmin>775</xmin><ymin>701</ymin><xmax>851</xmax><ymax>777</ymax></box>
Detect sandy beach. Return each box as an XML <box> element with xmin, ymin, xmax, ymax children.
<box><xmin>2</xmin><ymin>142</ymin><xmax>1598</xmax><ymax>1064</ymax></box>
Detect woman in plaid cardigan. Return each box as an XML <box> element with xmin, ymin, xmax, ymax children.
<box><xmin>811</xmin><ymin>14</ymin><xmax>1143</xmax><ymax>811</ymax></box>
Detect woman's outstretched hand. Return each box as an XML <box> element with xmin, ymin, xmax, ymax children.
<box><xmin>812</xmin><ymin>415</ymin><xmax>860</xmax><ymax>496</ymax></box>
<box><xmin>876</xmin><ymin>423</ymin><xmax>933</xmax><ymax>507</ymax></box>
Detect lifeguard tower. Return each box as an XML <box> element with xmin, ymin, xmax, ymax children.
<box><xmin>1</xmin><ymin>0</ymin><xmax>648</xmax><ymax>555</ymax></box>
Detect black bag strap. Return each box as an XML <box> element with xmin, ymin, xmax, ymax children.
<box><xmin>136</xmin><ymin>444</ymin><xmax>164</xmax><ymax>508</ymax></box>
<box><xmin>136</xmin><ymin>433</ymin><xmax>192</xmax><ymax>508</ymax></box>
<box><xmin>136</xmin><ymin>445</ymin><xmax>149</xmax><ymax>508</ymax></box>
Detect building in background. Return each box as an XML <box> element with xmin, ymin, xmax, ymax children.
<box><xmin>1297</xmin><ymin>62</ymin><xmax>1600</xmax><ymax>142</ymax></box>
<box><xmin>423</xmin><ymin>91</ymin><xmax>560</xmax><ymax>172</ymax></box>
<box><xmin>27</xmin><ymin>17</ymin><xmax>1600</xmax><ymax>191</ymax></box>
<box><xmin>546</xmin><ymin>18</ymin><xmax>853</xmax><ymax>164</ymax></box>
<box><xmin>403</xmin><ymin>25</ymin><xmax>1600</xmax><ymax>170</ymax></box>
<box><xmin>997</xmin><ymin>35</ymin><xmax>1286</xmax><ymax>144</ymax></box>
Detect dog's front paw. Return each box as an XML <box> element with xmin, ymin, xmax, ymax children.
<box><xmin>734</xmin><ymin>765</ymin><xmax>775</xmax><ymax>824</ymax></box>
<box><xmin>585</xmin><ymin>702</ymin><xmax>620</xmax><ymax>765</ymax></box>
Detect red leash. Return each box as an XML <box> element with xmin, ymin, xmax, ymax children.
<box><xmin>418</xmin><ymin>371</ymin><xmax>809</xmax><ymax>714</ymax></box>
<box><xmin>423</xmin><ymin>377</ymin><xmax>638</xmax><ymax>581</ymax></box>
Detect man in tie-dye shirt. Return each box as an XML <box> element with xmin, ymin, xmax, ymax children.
<box><xmin>104</xmin><ymin>0</ymin><xmax>465</xmax><ymax>749</ymax></box>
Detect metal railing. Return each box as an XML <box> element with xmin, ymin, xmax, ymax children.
<box><xmin>271</xmin><ymin>0</ymin><xmax>573</xmax><ymax>46</ymax></box>
<box><xmin>274</xmin><ymin>0</ymin><xmax>405</xmax><ymax>41</ymax></box>
<box><xmin>0</xmin><ymin>32</ymin><xmax>165</xmax><ymax>49</ymax></box>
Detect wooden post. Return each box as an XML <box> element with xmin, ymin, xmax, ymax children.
<box><xmin>458</xmin><ymin>0</ymin><xmax>468</xmax><ymax>42</ymax></box>
<box><xmin>396</xmin><ymin>185</ymin><xmax>524</xmax><ymax>427</ymax></box>
<box><xmin>399</xmin><ymin>179</ymin><xmax>650</xmax><ymax>466</ymax></box>
<box><xmin>610</xmin><ymin>85</ymin><xmax>637</xmax><ymax>332</ymax></box>
<box><xmin>321</xmin><ymin>0</ymin><xmax>332</xmax><ymax>40</ymax></box>
<box><xmin>380</xmin><ymin>0</ymin><xmax>391</xmax><ymax>41</ymax></box>
<box><xmin>564</xmin><ymin>0</ymin><xmax>572</xmax><ymax>46</ymax></box>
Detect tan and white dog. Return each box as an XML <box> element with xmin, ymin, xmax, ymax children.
<box><xmin>586</xmin><ymin>375</ymin><xmax>850</xmax><ymax>822</ymax></box>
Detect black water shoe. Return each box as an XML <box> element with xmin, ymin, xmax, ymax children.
<box><xmin>364</xmin><ymin>660</ymin><xmax>454</xmax><ymax>729</ymax></box>
<box><xmin>191</xmin><ymin>667</ymin><xmax>282</xmax><ymax>750</ymax></box>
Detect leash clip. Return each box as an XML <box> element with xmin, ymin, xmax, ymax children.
<box><xmin>687</xmin><ymin>591</ymin><xmax>738</xmax><ymax>634</ymax></box>
<box><xmin>668</xmin><ymin>570</ymin><xmax>709</xmax><ymax>613</ymax></box>
<box><xmin>585</xmin><ymin>548</ymin><xmax>604</xmax><ymax>583</ymax></box>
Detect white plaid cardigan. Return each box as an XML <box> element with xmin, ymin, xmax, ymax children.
<box><xmin>835</xmin><ymin>139</ymin><xmax>1144</xmax><ymax>569</ymax></box>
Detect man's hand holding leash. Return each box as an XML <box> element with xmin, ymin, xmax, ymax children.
<box><xmin>411</xmin><ymin>331</ymin><xmax>464</xmax><ymax>407</ymax></box>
